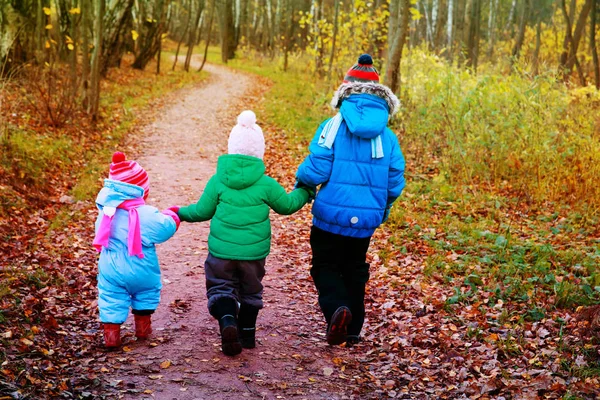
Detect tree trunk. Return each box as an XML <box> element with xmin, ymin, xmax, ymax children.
<box><xmin>185</xmin><ymin>1</ymin><xmax>204</xmax><ymax>71</ymax></box>
<box><xmin>157</xmin><ymin>36</ymin><xmax>162</xmax><ymax>74</ymax></box>
<box><xmin>173</xmin><ymin>0</ymin><xmax>192</xmax><ymax>70</ymax></box>
<box><xmin>388</xmin><ymin>0</ymin><xmax>399</xmax><ymax>44</ymax></box>
<box><xmin>433</xmin><ymin>0</ymin><xmax>447</xmax><ymax>52</ymax></box>
<box><xmin>560</xmin><ymin>0</ymin><xmax>577</xmax><ymax>66</ymax></box>
<box><xmin>198</xmin><ymin>0</ymin><xmax>216</xmax><ymax>72</ymax></box>
<box><xmin>89</xmin><ymin>0</ymin><xmax>105</xmax><ymax>121</ymax></box>
<box><xmin>311</xmin><ymin>0</ymin><xmax>324</xmax><ymax>75</ymax></box>
<box><xmin>446</xmin><ymin>0</ymin><xmax>453</xmax><ymax>60</ymax></box>
<box><xmin>560</xmin><ymin>0</ymin><xmax>586</xmax><ymax>85</ymax></box>
<box><xmin>421</xmin><ymin>0</ymin><xmax>433</xmax><ymax>48</ymax></box>
<box><xmin>327</xmin><ymin>0</ymin><xmax>340</xmax><ymax>77</ymax></box>
<box><xmin>487</xmin><ymin>0</ymin><xmax>497</xmax><ymax>59</ymax></box>
<box><xmin>69</xmin><ymin>0</ymin><xmax>78</xmax><ymax>96</ymax></box>
<box><xmin>511</xmin><ymin>0</ymin><xmax>531</xmax><ymax>65</ymax></box>
<box><xmin>564</xmin><ymin>0</ymin><xmax>594</xmax><ymax>71</ymax></box>
<box><xmin>504</xmin><ymin>0</ymin><xmax>517</xmax><ymax>32</ymax></box>
<box><xmin>35</xmin><ymin>0</ymin><xmax>44</xmax><ymax>63</ymax></box>
<box><xmin>283</xmin><ymin>0</ymin><xmax>295</xmax><ymax>71</ymax></box>
<box><xmin>274</xmin><ymin>0</ymin><xmax>282</xmax><ymax>53</ymax></box>
<box><xmin>384</xmin><ymin>0</ymin><xmax>410</xmax><ymax>93</ymax></box>
<box><xmin>218</xmin><ymin>0</ymin><xmax>236</xmax><ymax>62</ymax></box>
<box><xmin>591</xmin><ymin>0</ymin><xmax>599</xmax><ymax>89</ymax></box>
<box><xmin>101</xmin><ymin>0</ymin><xmax>135</xmax><ymax>76</ymax></box>
<box><xmin>466</xmin><ymin>0</ymin><xmax>481</xmax><ymax>71</ymax></box>
<box><xmin>133</xmin><ymin>0</ymin><xmax>168</xmax><ymax>70</ymax></box>
<box><xmin>81</xmin><ymin>0</ymin><xmax>91</xmax><ymax>108</ymax></box>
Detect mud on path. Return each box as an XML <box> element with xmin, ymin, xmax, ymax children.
<box><xmin>101</xmin><ymin>63</ymin><xmax>363</xmax><ymax>399</ymax></box>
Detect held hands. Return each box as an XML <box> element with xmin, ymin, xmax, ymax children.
<box><xmin>295</xmin><ymin>179</ymin><xmax>316</xmax><ymax>203</ymax></box>
<box><xmin>162</xmin><ymin>206</ymin><xmax>181</xmax><ymax>230</ymax></box>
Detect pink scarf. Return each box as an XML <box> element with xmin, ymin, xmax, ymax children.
<box><xmin>92</xmin><ymin>198</ymin><xmax>146</xmax><ymax>258</ymax></box>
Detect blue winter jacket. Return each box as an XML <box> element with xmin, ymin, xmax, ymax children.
<box><xmin>95</xmin><ymin>179</ymin><xmax>177</xmax><ymax>323</ymax></box>
<box><xmin>296</xmin><ymin>93</ymin><xmax>406</xmax><ymax>238</ymax></box>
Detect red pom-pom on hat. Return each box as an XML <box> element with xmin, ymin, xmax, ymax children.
<box><xmin>112</xmin><ymin>151</ymin><xmax>126</xmax><ymax>163</ymax></box>
<box><xmin>108</xmin><ymin>151</ymin><xmax>150</xmax><ymax>199</ymax></box>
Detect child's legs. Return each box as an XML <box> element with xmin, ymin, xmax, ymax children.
<box><xmin>309</xmin><ymin>226</ymin><xmax>350</xmax><ymax>324</ymax></box>
<box><xmin>204</xmin><ymin>253</ymin><xmax>240</xmax><ymax>316</ymax></box>
<box><xmin>238</xmin><ymin>258</ymin><xmax>266</xmax><ymax>309</ymax></box>
<box><xmin>130</xmin><ymin>287</ymin><xmax>161</xmax><ymax>315</ymax></box>
<box><xmin>339</xmin><ymin>235</ymin><xmax>371</xmax><ymax>336</ymax></box>
<box><xmin>98</xmin><ymin>274</ymin><xmax>131</xmax><ymax>324</ymax></box>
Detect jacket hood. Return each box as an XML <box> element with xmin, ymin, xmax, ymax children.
<box><xmin>96</xmin><ymin>179</ymin><xmax>145</xmax><ymax>208</ymax></box>
<box><xmin>331</xmin><ymin>82</ymin><xmax>400</xmax><ymax>116</ymax></box>
<box><xmin>336</xmin><ymin>94</ymin><xmax>389</xmax><ymax>139</ymax></box>
<box><xmin>217</xmin><ymin>154</ymin><xmax>265</xmax><ymax>190</ymax></box>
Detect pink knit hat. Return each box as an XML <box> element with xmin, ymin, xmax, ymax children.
<box><xmin>109</xmin><ymin>152</ymin><xmax>150</xmax><ymax>199</ymax></box>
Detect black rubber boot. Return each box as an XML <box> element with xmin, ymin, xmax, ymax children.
<box><xmin>238</xmin><ymin>303</ymin><xmax>260</xmax><ymax>349</ymax></box>
<box><xmin>210</xmin><ymin>297</ymin><xmax>242</xmax><ymax>356</ymax></box>
<box><xmin>326</xmin><ymin>306</ymin><xmax>352</xmax><ymax>346</ymax></box>
<box><xmin>346</xmin><ymin>335</ymin><xmax>361</xmax><ymax>346</ymax></box>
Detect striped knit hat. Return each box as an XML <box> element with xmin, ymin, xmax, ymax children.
<box><xmin>109</xmin><ymin>152</ymin><xmax>150</xmax><ymax>199</ymax></box>
<box><xmin>343</xmin><ymin>54</ymin><xmax>379</xmax><ymax>84</ymax></box>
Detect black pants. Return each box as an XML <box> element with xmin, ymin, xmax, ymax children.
<box><xmin>310</xmin><ymin>226</ymin><xmax>371</xmax><ymax>336</ymax></box>
<box><xmin>204</xmin><ymin>253</ymin><xmax>266</xmax><ymax>313</ymax></box>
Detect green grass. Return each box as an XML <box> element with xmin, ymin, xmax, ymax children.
<box><xmin>391</xmin><ymin>177</ymin><xmax>600</xmax><ymax>309</ymax></box>
<box><xmin>0</xmin><ymin>129</ymin><xmax>80</xmax><ymax>192</ymax></box>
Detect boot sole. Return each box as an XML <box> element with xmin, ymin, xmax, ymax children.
<box><xmin>327</xmin><ymin>307</ymin><xmax>352</xmax><ymax>346</ymax></box>
<box><xmin>221</xmin><ymin>325</ymin><xmax>242</xmax><ymax>356</ymax></box>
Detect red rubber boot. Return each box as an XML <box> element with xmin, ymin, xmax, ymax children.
<box><xmin>134</xmin><ymin>315</ymin><xmax>152</xmax><ymax>339</ymax></box>
<box><xmin>103</xmin><ymin>323</ymin><xmax>122</xmax><ymax>348</ymax></box>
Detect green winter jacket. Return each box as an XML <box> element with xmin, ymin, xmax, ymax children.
<box><xmin>178</xmin><ymin>154</ymin><xmax>309</xmax><ymax>260</ymax></box>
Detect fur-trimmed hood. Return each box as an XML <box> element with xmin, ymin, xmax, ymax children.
<box><xmin>331</xmin><ymin>82</ymin><xmax>400</xmax><ymax>116</ymax></box>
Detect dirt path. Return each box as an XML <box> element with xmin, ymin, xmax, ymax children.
<box><xmin>101</xmin><ymin>63</ymin><xmax>359</xmax><ymax>399</ymax></box>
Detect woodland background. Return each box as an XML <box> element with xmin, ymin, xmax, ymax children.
<box><xmin>1</xmin><ymin>0</ymin><xmax>600</xmax><ymax>398</ymax></box>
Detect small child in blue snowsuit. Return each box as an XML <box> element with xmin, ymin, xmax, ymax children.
<box><xmin>93</xmin><ymin>151</ymin><xmax>180</xmax><ymax>348</ymax></box>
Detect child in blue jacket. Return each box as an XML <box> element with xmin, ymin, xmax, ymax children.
<box><xmin>296</xmin><ymin>54</ymin><xmax>406</xmax><ymax>346</ymax></box>
<box><xmin>92</xmin><ymin>152</ymin><xmax>180</xmax><ymax>348</ymax></box>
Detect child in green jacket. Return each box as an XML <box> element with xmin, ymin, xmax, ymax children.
<box><xmin>174</xmin><ymin>110</ymin><xmax>311</xmax><ymax>356</ymax></box>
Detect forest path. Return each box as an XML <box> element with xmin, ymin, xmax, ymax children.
<box><xmin>102</xmin><ymin>62</ymin><xmax>356</xmax><ymax>400</ymax></box>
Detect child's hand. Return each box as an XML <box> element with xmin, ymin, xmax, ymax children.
<box><xmin>295</xmin><ymin>180</ymin><xmax>316</xmax><ymax>202</ymax></box>
<box><xmin>167</xmin><ymin>205</ymin><xmax>180</xmax><ymax>214</ymax></box>
<box><xmin>162</xmin><ymin>209</ymin><xmax>181</xmax><ymax>230</ymax></box>
<box><xmin>302</xmin><ymin>186</ymin><xmax>316</xmax><ymax>202</ymax></box>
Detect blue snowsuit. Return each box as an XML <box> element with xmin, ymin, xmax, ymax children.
<box><xmin>95</xmin><ymin>179</ymin><xmax>177</xmax><ymax>324</ymax></box>
<box><xmin>296</xmin><ymin>93</ymin><xmax>406</xmax><ymax>238</ymax></box>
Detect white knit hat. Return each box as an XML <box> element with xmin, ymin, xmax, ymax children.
<box><xmin>227</xmin><ymin>110</ymin><xmax>265</xmax><ymax>160</ymax></box>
